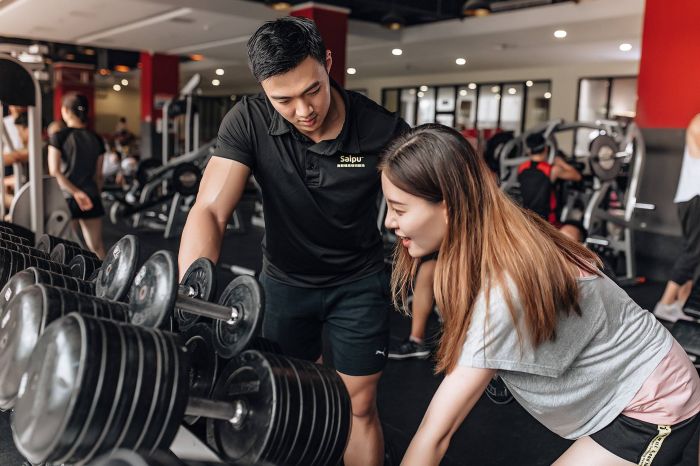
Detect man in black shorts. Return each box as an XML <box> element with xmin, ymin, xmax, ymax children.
<box><xmin>178</xmin><ymin>17</ymin><xmax>408</xmax><ymax>466</ymax></box>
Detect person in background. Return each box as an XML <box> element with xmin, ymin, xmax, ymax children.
<box><xmin>48</xmin><ymin>93</ymin><xmax>106</xmax><ymax>259</ymax></box>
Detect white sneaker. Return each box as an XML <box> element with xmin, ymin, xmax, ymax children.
<box><xmin>653</xmin><ymin>301</ymin><xmax>694</xmax><ymax>322</ymax></box>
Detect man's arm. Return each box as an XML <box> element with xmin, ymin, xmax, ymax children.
<box><xmin>551</xmin><ymin>156</ymin><xmax>582</xmax><ymax>182</ymax></box>
<box><xmin>177</xmin><ymin>156</ymin><xmax>251</xmax><ymax>280</ymax></box>
<box><xmin>687</xmin><ymin>113</ymin><xmax>700</xmax><ymax>159</ymax></box>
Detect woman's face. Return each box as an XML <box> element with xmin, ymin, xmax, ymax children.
<box><xmin>382</xmin><ymin>172</ymin><xmax>447</xmax><ymax>258</ymax></box>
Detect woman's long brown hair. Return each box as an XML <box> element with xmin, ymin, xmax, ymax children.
<box><xmin>379</xmin><ymin>124</ymin><xmax>601</xmax><ymax>374</ymax></box>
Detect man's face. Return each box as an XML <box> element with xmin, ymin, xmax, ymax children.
<box><xmin>260</xmin><ymin>54</ymin><xmax>332</xmax><ymax>136</ymax></box>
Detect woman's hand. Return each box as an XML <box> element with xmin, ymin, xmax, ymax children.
<box><xmin>73</xmin><ymin>190</ymin><xmax>93</xmax><ymax>211</ymax></box>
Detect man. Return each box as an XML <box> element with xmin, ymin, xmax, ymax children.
<box><xmin>654</xmin><ymin>113</ymin><xmax>700</xmax><ymax>322</ymax></box>
<box><xmin>178</xmin><ymin>17</ymin><xmax>408</xmax><ymax>466</ymax></box>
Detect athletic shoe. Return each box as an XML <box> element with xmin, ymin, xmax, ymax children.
<box><xmin>388</xmin><ymin>338</ymin><xmax>430</xmax><ymax>360</ymax></box>
<box><xmin>653</xmin><ymin>301</ymin><xmax>694</xmax><ymax>323</ymax></box>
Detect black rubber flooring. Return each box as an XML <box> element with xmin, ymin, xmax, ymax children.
<box><xmin>0</xmin><ymin>200</ymin><xmax>697</xmax><ymax>465</ymax></box>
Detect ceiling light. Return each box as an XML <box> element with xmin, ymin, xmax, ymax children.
<box><xmin>526</xmin><ymin>80</ymin><xmax>533</xmax><ymax>87</ymax></box>
<box><xmin>455</xmin><ymin>57</ymin><xmax>467</xmax><ymax>66</ymax></box>
<box><xmin>65</xmin><ymin>53</ymin><xmax>75</xmax><ymax>60</ymax></box>
<box><xmin>417</xmin><ymin>91</ymin><xmax>425</xmax><ymax>98</ymax></box>
<box><xmin>491</xmin><ymin>85</ymin><xmax>500</xmax><ymax>93</ymax></box>
<box><xmin>113</xmin><ymin>84</ymin><xmax>121</xmax><ymax>91</ymax></box>
<box><xmin>619</xmin><ymin>43</ymin><xmax>632</xmax><ymax>52</ymax></box>
<box><xmin>392</xmin><ymin>48</ymin><xmax>403</xmax><ymax>56</ymax></box>
<box><xmin>215</xmin><ymin>68</ymin><xmax>224</xmax><ymax>76</ymax></box>
<box><xmin>212</xmin><ymin>79</ymin><xmax>220</xmax><ymax>86</ymax></box>
<box><xmin>462</xmin><ymin>0</ymin><xmax>491</xmax><ymax>16</ymax></box>
<box><xmin>494</xmin><ymin>94</ymin><xmax>501</xmax><ymax>100</ymax></box>
<box><xmin>84</xmin><ymin>49</ymin><xmax>95</xmax><ymax>56</ymax></box>
<box><xmin>98</xmin><ymin>68</ymin><xmax>110</xmax><ymax>76</ymax></box>
<box><xmin>346</xmin><ymin>67</ymin><xmax>357</xmax><ymax>75</ymax></box>
<box><xmin>114</xmin><ymin>65</ymin><xmax>130</xmax><ymax>73</ymax></box>
<box><xmin>554</xmin><ymin>30</ymin><xmax>567</xmax><ymax>39</ymax></box>
<box><xmin>544</xmin><ymin>92</ymin><xmax>552</xmax><ymax>99</ymax></box>
<box><xmin>420</xmin><ymin>85</ymin><xmax>428</xmax><ymax>92</ymax></box>
<box><xmin>121</xmin><ymin>79</ymin><xmax>128</xmax><ymax>86</ymax></box>
<box><xmin>508</xmin><ymin>88</ymin><xmax>516</xmax><ymax>95</ymax></box>
<box><xmin>468</xmin><ymin>83</ymin><xmax>477</xmax><ymax>90</ymax></box>
<box><xmin>265</xmin><ymin>1</ymin><xmax>291</xmax><ymax>10</ymax></box>
<box><xmin>381</xmin><ymin>10</ymin><xmax>406</xmax><ymax>30</ymax></box>
<box><xmin>189</xmin><ymin>54</ymin><xmax>204</xmax><ymax>61</ymax></box>
<box><xmin>459</xmin><ymin>89</ymin><xmax>468</xmax><ymax>96</ymax></box>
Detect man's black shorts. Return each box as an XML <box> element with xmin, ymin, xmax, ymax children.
<box><xmin>591</xmin><ymin>413</ymin><xmax>700</xmax><ymax>465</ymax></box>
<box><xmin>260</xmin><ymin>270</ymin><xmax>391</xmax><ymax>376</ymax></box>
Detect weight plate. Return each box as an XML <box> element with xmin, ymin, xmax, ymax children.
<box><xmin>131</xmin><ymin>328</ymin><xmax>165</xmax><ymax>453</ymax></box>
<box><xmin>283</xmin><ymin>357</ymin><xmax>316</xmax><ymax>465</ymax></box>
<box><xmin>212</xmin><ymin>275</ymin><xmax>264</xmax><ymax>359</ymax></box>
<box><xmin>270</xmin><ymin>354</ymin><xmax>301</xmax><ymax>466</ymax></box>
<box><xmin>142</xmin><ymin>328</ymin><xmax>174</xmax><ymax>455</ymax></box>
<box><xmin>485</xmin><ymin>376</ymin><xmax>514</xmax><ymax>405</ymax></box>
<box><xmin>259</xmin><ymin>352</ymin><xmax>288</xmax><ymax>464</ymax></box>
<box><xmin>0</xmin><ymin>221</ymin><xmax>34</xmax><ymax>243</ymax></box>
<box><xmin>305</xmin><ymin>362</ymin><xmax>332</xmax><ymax>466</ymax></box>
<box><xmin>171</xmin><ymin>162</ymin><xmax>202</xmax><ymax>196</ymax></box>
<box><xmin>176</xmin><ymin>257</ymin><xmax>217</xmax><ymax>331</ymax></box>
<box><xmin>182</xmin><ymin>324</ymin><xmax>218</xmax><ymax>425</ymax></box>
<box><xmin>128</xmin><ymin>251</ymin><xmax>178</xmax><ymax>329</ymax></box>
<box><xmin>207</xmin><ymin>351</ymin><xmax>276</xmax><ymax>465</ymax></box>
<box><xmin>136</xmin><ymin>158</ymin><xmax>162</xmax><ymax>186</ymax></box>
<box><xmin>95</xmin><ymin>235</ymin><xmax>140</xmax><ymax>302</ymax></box>
<box><xmin>315</xmin><ymin>364</ymin><xmax>339</xmax><ymax>466</ymax></box>
<box><xmin>0</xmin><ymin>268</ymin><xmax>36</xmax><ymax>318</ymax></box>
<box><xmin>589</xmin><ymin>134</ymin><xmax>623</xmax><ymax>182</ymax></box>
<box><xmin>50</xmin><ymin>243</ymin><xmax>67</xmax><ymax>264</ymax></box>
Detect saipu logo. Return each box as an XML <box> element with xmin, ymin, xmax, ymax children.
<box><xmin>337</xmin><ymin>154</ymin><xmax>365</xmax><ymax>168</ymax></box>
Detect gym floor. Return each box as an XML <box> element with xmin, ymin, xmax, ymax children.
<box><xmin>0</xmin><ymin>200</ymin><xmax>697</xmax><ymax>466</ymax></box>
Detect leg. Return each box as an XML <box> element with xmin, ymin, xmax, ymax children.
<box><xmin>77</xmin><ymin>217</ymin><xmax>106</xmax><ymax>259</ymax></box>
<box><xmin>679</xmin><ymin>280</ymin><xmax>694</xmax><ymax>306</ymax></box>
<box><xmin>337</xmin><ymin>371</ymin><xmax>384</xmax><ymax>466</ymax></box>
<box><xmin>660</xmin><ymin>280</ymin><xmax>683</xmax><ymax>305</ymax></box>
<box><xmin>553</xmin><ymin>437</ymin><xmax>635</xmax><ymax>466</ymax></box>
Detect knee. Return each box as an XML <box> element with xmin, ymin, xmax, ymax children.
<box><xmin>350</xmin><ymin>391</ymin><xmax>378</xmax><ymax>420</ymax></box>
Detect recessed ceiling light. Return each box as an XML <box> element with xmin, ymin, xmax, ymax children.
<box><xmin>216</xmin><ymin>68</ymin><xmax>224</xmax><ymax>75</ymax></box>
<box><xmin>508</xmin><ymin>88</ymin><xmax>516</xmax><ymax>95</ymax></box>
<box><xmin>417</xmin><ymin>91</ymin><xmax>425</xmax><ymax>98</ymax></box>
<box><xmin>121</xmin><ymin>79</ymin><xmax>128</xmax><ymax>86</ymax></box>
<box><xmin>491</xmin><ymin>85</ymin><xmax>500</xmax><ymax>93</ymax></box>
<box><xmin>115</xmin><ymin>65</ymin><xmax>130</xmax><ymax>73</ymax></box>
<box><xmin>544</xmin><ymin>91</ymin><xmax>552</xmax><ymax>99</ymax></box>
<box><xmin>212</xmin><ymin>79</ymin><xmax>220</xmax><ymax>86</ymax></box>
<box><xmin>554</xmin><ymin>30</ymin><xmax>567</xmax><ymax>39</ymax></box>
<box><xmin>495</xmin><ymin>94</ymin><xmax>501</xmax><ymax>100</ymax></box>
<box><xmin>526</xmin><ymin>80</ymin><xmax>533</xmax><ymax>87</ymax></box>
<box><xmin>459</xmin><ymin>89</ymin><xmax>468</xmax><ymax>96</ymax></box>
<box><xmin>420</xmin><ymin>85</ymin><xmax>428</xmax><ymax>92</ymax></box>
<box><xmin>455</xmin><ymin>57</ymin><xmax>467</xmax><ymax>66</ymax></box>
<box><xmin>619</xmin><ymin>43</ymin><xmax>632</xmax><ymax>52</ymax></box>
<box><xmin>190</xmin><ymin>54</ymin><xmax>204</xmax><ymax>61</ymax></box>
<box><xmin>347</xmin><ymin>67</ymin><xmax>357</xmax><ymax>75</ymax></box>
<box><xmin>468</xmin><ymin>83</ymin><xmax>477</xmax><ymax>90</ymax></box>
<box><xmin>113</xmin><ymin>84</ymin><xmax>121</xmax><ymax>91</ymax></box>
<box><xmin>392</xmin><ymin>48</ymin><xmax>403</xmax><ymax>56</ymax></box>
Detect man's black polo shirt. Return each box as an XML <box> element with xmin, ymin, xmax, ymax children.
<box><xmin>215</xmin><ymin>81</ymin><xmax>409</xmax><ymax>287</ymax></box>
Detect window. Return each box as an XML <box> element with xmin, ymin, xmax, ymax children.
<box><xmin>524</xmin><ymin>81</ymin><xmax>551</xmax><ymax>130</ymax></box>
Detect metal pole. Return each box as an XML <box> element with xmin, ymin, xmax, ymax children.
<box><xmin>185</xmin><ymin>95</ymin><xmax>192</xmax><ymax>154</ymax></box>
<box><xmin>175</xmin><ymin>294</ymin><xmax>241</xmax><ymax>322</ymax></box>
<box><xmin>185</xmin><ymin>397</ymin><xmax>246</xmax><ymax>426</ymax></box>
<box><xmin>28</xmin><ymin>97</ymin><xmax>43</xmax><ymax>235</ymax></box>
<box><xmin>162</xmin><ymin>101</ymin><xmax>171</xmax><ymax>167</ymax></box>
<box><xmin>0</xmin><ymin>103</ymin><xmax>5</xmax><ymax>219</ymax></box>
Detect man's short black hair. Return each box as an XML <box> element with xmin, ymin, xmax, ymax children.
<box><xmin>13</xmin><ymin>112</ymin><xmax>28</xmax><ymax>128</ymax></box>
<box><xmin>525</xmin><ymin>132</ymin><xmax>546</xmax><ymax>154</ymax></box>
<box><xmin>247</xmin><ymin>16</ymin><xmax>326</xmax><ymax>82</ymax></box>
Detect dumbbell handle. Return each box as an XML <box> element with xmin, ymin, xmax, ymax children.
<box><xmin>175</xmin><ymin>294</ymin><xmax>241</xmax><ymax>323</ymax></box>
<box><xmin>186</xmin><ymin>397</ymin><xmax>247</xmax><ymax>427</ymax></box>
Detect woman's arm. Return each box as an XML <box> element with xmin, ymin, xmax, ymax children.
<box><xmin>94</xmin><ymin>154</ymin><xmax>104</xmax><ymax>192</ymax></box>
<box><xmin>402</xmin><ymin>366</ymin><xmax>495</xmax><ymax>466</ymax></box>
<box><xmin>48</xmin><ymin>146</ymin><xmax>80</xmax><ymax>195</ymax></box>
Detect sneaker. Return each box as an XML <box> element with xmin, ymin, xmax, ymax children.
<box><xmin>653</xmin><ymin>301</ymin><xmax>694</xmax><ymax>323</ymax></box>
<box><xmin>388</xmin><ymin>338</ymin><xmax>430</xmax><ymax>360</ymax></box>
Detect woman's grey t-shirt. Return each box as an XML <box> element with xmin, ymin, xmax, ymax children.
<box><xmin>458</xmin><ymin>273</ymin><xmax>673</xmax><ymax>439</ymax></box>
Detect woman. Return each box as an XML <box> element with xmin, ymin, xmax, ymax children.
<box><xmin>48</xmin><ymin>93</ymin><xmax>106</xmax><ymax>258</ymax></box>
<box><xmin>380</xmin><ymin>124</ymin><xmax>700</xmax><ymax>466</ymax></box>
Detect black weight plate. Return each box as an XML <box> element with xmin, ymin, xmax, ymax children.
<box><xmin>275</xmin><ymin>356</ymin><xmax>304</xmax><ymax>466</ymax></box>
<box><xmin>35</xmin><ymin>233</ymin><xmax>53</xmax><ymax>253</ymax></box>
<box><xmin>128</xmin><ymin>251</ymin><xmax>178</xmax><ymax>329</ymax></box>
<box><xmin>212</xmin><ymin>275</ymin><xmax>264</xmax><ymax>359</ymax></box>
<box><xmin>259</xmin><ymin>352</ymin><xmax>288</xmax><ymax>464</ymax></box>
<box><xmin>69</xmin><ymin>254</ymin><xmax>100</xmax><ymax>281</ymax></box>
<box><xmin>0</xmin><ymin>268</ymin><xmax>35</xmax><ymax>320</ymax></box>
<box><xmin>171</xmin><ymin>162</ymin><xmax>202</xmax><ymax>196</ymax></box>
<box><xmin>246</xmin><ymin>336</ymin><xmax>283</xmax><ymax>354</ymax></box>
<box><xmin>146</xmin><ymin>329</ymin><xmax>176</xmax><ymax>455</ymax></box>
<box><xmin>113</xmin><ymin>325</ymin><xmax>154</xmax><ymax>451</ymax></box>
<box><xmin>153</xmin><ymin>331</ymin><xmax>190</xmax><ymax>454</ymax></box>
<box><xmin>50</xmin><ymin>243</ymin><xmax>67</xmax><ymax>264</ymax></box>
<box><xmin>0</xmin><ymin>231</ymin><xmax>30</xmax><ymax>246</ymax></box>
<box><xmin>182</xmin><ymin>324</ymin><xmax>218</xmax><ymax>425</ymax></box>
<box><xmin>207</xmin><ymin>350</ymin><xmax>277</xmax><ymax>464</ymax></box>
<box><xmin>89</xmin><ymin>321</ymin><xmax>138</xmax><ymax>459</ymax></box>
<box><xmin>0</xmin><ymin>286</ymin><xmax>46</xmax><ymax>410</ymax></box>
<box><xmin>132</xmin><ymin>327</ymin><xmax>166</xmax><ymax>453</ymax></box>
<box><xmin>286</xmin><ymin>360</ymin><xmax>318</xmax><ymax>465</ymax></box>
<box><xmin>0</xmin><ymin>249</ymin><xmax>12</xmax><ymax>287</ymax></box>
<box><xmin>325</xmin><ymin>367</ymin><xmax>349</xmax><ymax>466</ymax></box>
<box><xmin>60</xmin><ymin>317</ymin><xmax>121</xmax><ymax>465</ymax></box>
<box><xmin>95</xmin><ymin>235</ymin><xmax>140</xmax><ymax>302</ymax></box>
<box><xmin>485</xmin><ymin>376</ymin><xmax>514</xmax><ymax>405</ymax></box>
<box><xmin>175</xmin><ymin>257</ymin><xmax>217</xmax><ymax>331</ymax></box>
<box><xmin>315</xmin><ymin>366</ymin><xmax>339</xmax><ymax>466</ymax></box>
<box><xmin>0</xmin><ymin>221</ymin><xmax>34</xmax><ymax>242</ymax></box>
<box><xmin>305</xmin><ymin>362</ymin><xmax>332</xmax><ymax>466</ymax></box>
<box><xmin>589</xmin><ymin>134</ymin><xmax>622</xmax><ymax>182</ymax></box>
<box><xmin>136</xmin><ymin>158</ymin><xmax>161</xmax><ymax>186</ymax></box>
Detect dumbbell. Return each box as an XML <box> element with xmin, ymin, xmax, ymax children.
<box><xmin>0</xmin><ymin>220</ymin><xmax>35</xmax><ymax>242</ymax></box>
<box><xmin>0</xmin><ymin>235</ymin><xmax>142</xmax><ymax>315</ymax></box>
<box><xmin>35</xmin><ymin>232</ymin><xmax>83</xmax><ymax>254</ymax></box>
<box><xmin>0</xmin><ymin>284</ymin><xmax>129</xmax><ymax>410</ymax></box>
<box><xmin>0</xmin><ymin>238</ymin><xmax>51</xmax><ymax>259</ymax></box>
<box><xmin>130</xmin><ymin>250</ymin><xmax>260</xmax><ymax>358</ymax></box>
<box><xmin>12</xmin><ymin>313</ymin><xmax>351</xmax><ymax>466</ymax></box>
<box><xmin>0</xmin><ymin>230</ymin><xmax>31</xmax><ymax>246</ymax></box>
<box><xmin>0</xmin><ymin>247</ymin><xmax>72</xmax><ymax>286</ymax></box>
<box><xmin>174</xmin><ymin>257</ymin><xmax>217</xmax><ymax>331</ymax></box>
<box><xmin>50</xmin><ymin>241</ymin><xmax>101</xmax><ymax>266</ymax></box>
<box><xmin>69</xmin><ymin>254</ymin><xmax>103</xmax><ymax>281</ymax></box>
